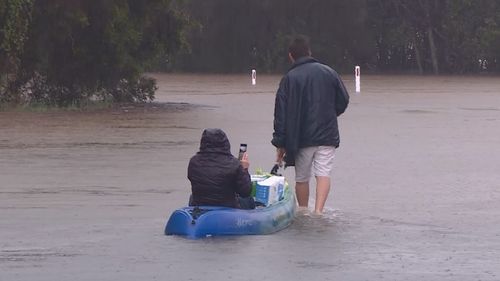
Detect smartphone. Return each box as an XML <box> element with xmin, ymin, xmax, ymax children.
<box><xmin>238</xmin><ymin>143</ymin><xmax>247</xmax><ymax>160</ymax></box>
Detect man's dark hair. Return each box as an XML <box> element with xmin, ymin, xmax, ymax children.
<box><xmin>288</xmin><ymin>35</ymin><xmax>311</xmax><ymax>60</ymax></box>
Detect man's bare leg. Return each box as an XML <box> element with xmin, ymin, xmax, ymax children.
<box><xmin>314</xmin><ymin>176</ymin><xmax>331</xmax><ymax>214</ymax></box>
<box><xmin>295</xmin><ymin>181</ymin><xmax>309</xmax><ymax>207</ymax></box>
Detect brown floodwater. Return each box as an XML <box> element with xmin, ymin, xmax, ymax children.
<box><xmin>1</xmin><ymin>73</ymin><xmax>500</xmax><ymax>280</ymax></box>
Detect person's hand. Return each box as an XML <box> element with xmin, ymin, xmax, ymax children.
<box><xmin>276</xmin><ymin>147</ymin><xmax>286</xmax><ymax>166</ymax></box>
<box><xmin>240</xmin><ymin>152</ymin><xmax>250</xmax><ymax>170</ymax></box>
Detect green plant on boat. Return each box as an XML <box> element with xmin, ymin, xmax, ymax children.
<box><xmin>254</xmin><ymin>167</ymin><xmax>264</xmax><ymax>175</ymax></box>
<box><xmin>253</xmin><ymin>167</ymin><xmax>272</xmax><ymax>177</ymax></box>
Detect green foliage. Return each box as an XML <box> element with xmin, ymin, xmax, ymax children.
<box><xmin>1</xmin><ymin>0</ymin><xmax>499</xmax><ymax>101</ymax></box>
<box><xmin>169</xmin><ymin>0</ymin><xmax>500</xmax><ymax>74</ymax></box>
<box><xmin>439</xmin><ymin>0</ymin><xmax>497</xmax><ymax>72</ymax></box>
<box><xmin>0</xmin><ymin>0</ymin><xmax>32</xmax><ymax>55</ymax></box>
<box><xmin>0</xmin><ymin>0</ymin><xmax>33</xmax><ymax>103</ymax></box>
<box><xmin>1</xmin><ymin>0</ymin><xmax>188</xmax><ymax>107</ymax></box>
<box><xmin>169</xmin><ymin>0</ymin><xmax>374</xmax><ymax>73</ymax></box>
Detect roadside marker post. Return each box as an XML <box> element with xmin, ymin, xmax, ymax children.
<box><xmin>355</xmin><ymin>66</ymin><xmax>360</xmax><ymax>93</ymax></box>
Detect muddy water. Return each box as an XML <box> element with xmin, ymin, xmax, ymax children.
<box><xmin>1</xmin><ymin>74</ymin><xmax>500</xmax><ymax>280</ymax></box>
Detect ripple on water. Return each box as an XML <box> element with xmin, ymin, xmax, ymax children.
<box><xmin>290</xmin><ymin>207</ymin><xmax>347</xmax><ymax>235</ymax></box>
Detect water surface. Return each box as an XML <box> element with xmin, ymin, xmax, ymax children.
<box><xmin>1</xmin><ymin>74</ymin><xmax>500</xmax><ymax>280</ymax></box>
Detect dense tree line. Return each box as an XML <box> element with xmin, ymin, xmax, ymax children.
<box><xmin>1</xmin><ymin>0</ymin><xmax>188</xmax><ymax>106</ymax></box>
<box><xmin>1</xmin><ymin>0</ymin><xmax>499</xmax><ymax>107</ymax></box>
<box><xmin>168</xmin><ymin>0</ymin><xmax>500</xmax><ymax>74</ymax></box>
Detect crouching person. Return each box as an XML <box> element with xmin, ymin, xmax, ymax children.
<box><xmin>188</xmin><ymin>128</ymin><xmax>255</xmax><ymax>209</ymax></box>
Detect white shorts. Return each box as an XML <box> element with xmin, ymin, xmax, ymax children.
<box><xmin>295</xmin><ymin>146</ymin><xmax>335</xmax><ymax>182</ymax></box>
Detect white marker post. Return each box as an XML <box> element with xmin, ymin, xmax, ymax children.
<box><xmin>251</xmin><ymin>69</ymin><xmax>256</xmax><ymax>85</ymax></box>
<box><xmin>355</xmin><ymin>66</ymin><xmax>360</xmax><ymax>93</ymax></box>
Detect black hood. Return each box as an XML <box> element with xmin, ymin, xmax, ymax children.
<box><xmin>199</xmin><ymin>128</ymin><xmax>231</xmax><ymax>154</ymax></box>
<box><xmin>189</xmin><ymin>128</ymin><xmax>251</xmax><ymax>208</ymax></box>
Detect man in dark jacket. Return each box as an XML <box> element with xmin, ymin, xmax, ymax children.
<box><xmin>271</xmin><ymin>35</ymin><xmax>349</xmax><ymax>215</ymax></box>
<box><xmin>188</xmin><ymin>128</ymin><xmax>255</xmax><ymax>209</ymax></box>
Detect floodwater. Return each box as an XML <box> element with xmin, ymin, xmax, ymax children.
<box><xmin>1</xmin><ymin>74</ymin><xmax>500</xmax><ymax>280</ymax></box>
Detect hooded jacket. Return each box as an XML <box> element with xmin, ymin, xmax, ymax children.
<box><xmin>271</xmin><ymin>57</ymin><xmax>349</xmax><ymax>166</ymax></box>
<box><xmin>188</xmin><ymin>128</ymin><xmax>251</xmax><ymax>208</ymax></box>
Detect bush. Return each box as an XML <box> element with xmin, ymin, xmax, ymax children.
<box><xmin>1</xmin><ymin>0</ymin><xmax>188</xmax><ymax>107</ymax></box>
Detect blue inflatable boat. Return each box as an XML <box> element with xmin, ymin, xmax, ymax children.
<box><xmin>165</xmin><ymin>187</ymin><xmax>296</xmax><ymax>239</ymax></box>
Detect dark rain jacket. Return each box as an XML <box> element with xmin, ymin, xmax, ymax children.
<box><xmin>188</xmin><ymin>128</ymin><xmax>252</xmax><ymax>208</ymax></box>
<box><xmin>271</xmin><ymin>57</ymin><xmax>349</xmax><ymax>166</ymax></box>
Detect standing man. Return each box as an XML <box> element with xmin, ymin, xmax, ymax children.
<box><xmin>271</xmin><ymin>35</ymin><xmax>349</xmax><ymax>215</ymax></box>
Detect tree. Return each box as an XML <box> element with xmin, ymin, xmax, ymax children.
<box><xmin>171</xmin><ymin>0</ymin><xmax>500</xmax><ymax>75</ymax></box>
<box><xmin>1</xmin><ymin>0</ymin><xmax>189</xmax><ymax>107</ymax></box>
<box><xmin>442</xmin><ymin>0</ymin><xmax>500</xmax><ymax>73</ymax></box>
<box><xmin>0</xmin><ymin>0</ymin><xmax>34</xmax><ymax>103</ymax></box>
<box><xmin>169</xmin><ymin>0</ymin><xmax>375</xmax><ymax>74</ymax></box>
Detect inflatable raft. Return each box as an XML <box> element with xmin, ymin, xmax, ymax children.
<box><xmin>164</xmin><ymin>187</ymin><xmax>296</xmax><ymax>239</ymax></box>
